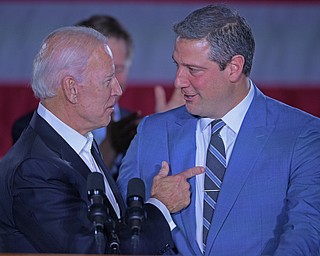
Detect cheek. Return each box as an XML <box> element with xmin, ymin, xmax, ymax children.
<box><xmin>191</xmin><ymin>76</ymin><xmax>213</xmax><ymax>93</ymax></box>
<box><xmin>96</xmin><ymin>86</ymin><xmax>111</xmax><ymax>99</ymax></box>
<box><xmin>203</xmin><ymin>72</ymin><xmax>227</xmax><ymax>92</ymax></box>
<box><xmin>99</xmin><ymin>88</ymin><xmax>115</xmax><ymax>111</ymax></box>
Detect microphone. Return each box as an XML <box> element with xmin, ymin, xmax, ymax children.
<box><xmin>87</xmin><ymin>172</ymin><xmax>108</xmax><ymax>253</ymax></box>
<box><xmin>125</xmin><ymin>178</ymin><xmax>146</xmax><ymax>251</ymax></box>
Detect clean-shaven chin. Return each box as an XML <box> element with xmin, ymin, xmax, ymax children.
<box><xmin>185</xmin><ymin>101</ymin><xmax>200</xmax><ymax>115</ymax></box>
<box><xmin>185</xmin><ymin>94</ymin><xmax>203</xmax><ymax>114</ymax></box>
<box><xmin>103</xmin><ymin>106</ymin><xmax>114</xmax><ymax>123</ymax></box>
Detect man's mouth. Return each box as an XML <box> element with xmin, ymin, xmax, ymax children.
<box><xmin>184</xmin><ymin>93</ymin><xmax>196</xmax><ymax>100</ymax></box>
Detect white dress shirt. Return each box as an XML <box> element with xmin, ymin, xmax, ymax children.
<box><xmin>37</xmin><ymin>103</ymin><xmax>120</xmax><ymax>218</ymax></box>
<box><xmin>195</xmin><ymin>81</ymin><xmax>254</xmax><ymax>251</ymax></box>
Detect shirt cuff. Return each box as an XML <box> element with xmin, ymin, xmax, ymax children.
<box><xmin>147</xmin><ymin>197</ymin><xmax>176</xmax><ymax>231</ymax></box>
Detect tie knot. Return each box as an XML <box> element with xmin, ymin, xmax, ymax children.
<box><xmin>211</xmin><ymin>119</ymin><xmax>225</xmax><ymax>135</ymax></box>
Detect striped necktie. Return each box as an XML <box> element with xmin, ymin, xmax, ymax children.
<box><xmin>203</xmin><ymin>119</ymin><xmax>226</xmax><ymax>251</ymax></box>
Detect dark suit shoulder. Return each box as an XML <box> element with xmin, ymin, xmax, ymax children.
<box><xmin>11</xmin><ymin>111</ymin><xmax>34</xmax><ymax>144</ymax></box>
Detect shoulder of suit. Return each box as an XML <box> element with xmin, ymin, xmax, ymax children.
<box><xmin>147</xmin><ymin>105</ymin><xmax>191</xmax><ymax>120</ymax></box>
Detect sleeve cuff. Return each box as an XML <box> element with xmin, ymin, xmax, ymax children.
<box><xmin>147</xmin><ymin>197</ymin><xmax>176</xmax><ymax>231</ymax></box>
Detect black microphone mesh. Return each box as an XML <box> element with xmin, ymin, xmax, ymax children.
<box><xmin>87</xmin><ymin>172</ymin><xmax>105</xmax><ymax>193</ymax></box>
<box><xmin>127</xmin><ymin>178</ymin><xmax>145</xmax><ymax>201</ymax></box>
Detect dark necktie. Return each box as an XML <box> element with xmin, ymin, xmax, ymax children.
<box><xmin>91</xmin><ymin>140</ymin><xmax>126</xmax><ymax>217</ymax></box>
<box><xmin>203</xmin><ymin>119</ymin><xmax>226</xmax><ymax>250</ymax></box>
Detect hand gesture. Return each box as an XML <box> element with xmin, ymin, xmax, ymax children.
<box><xmin>151</xmin><ymin>161</ymin><xmax>204</xmax><ymax>213</ymax></box>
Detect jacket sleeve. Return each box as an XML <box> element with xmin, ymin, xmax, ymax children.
<box><xmin>266</xmin><ymin>119</ymin><xmax>320</xmax><ymax>255</ymax></box>
<box><xmin>12</xmin><ymin>158</ymin><xmax>99</xmax><ymax>253</ymax></box>
<box><xmin>118</xmin><ymin>203</ymin><xmax>175</xmax><ymax>255</ymax></box>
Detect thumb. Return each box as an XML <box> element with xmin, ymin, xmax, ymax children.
<box><xmin>157</xmin><ymin>161</ymin><xmax>170</xmax><ymax>178</ymax></box>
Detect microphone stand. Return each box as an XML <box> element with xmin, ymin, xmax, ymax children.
<box><xmin>87</xmin><ymin>172</ymin><xmax>121</xmax><ymax>254</ymax></box>
<box><xmin>104</xmin><ymin>216</ymin><xmax>120</xmax><ymax>254</ymax></box>
<box><xmin>89</xmin><ymin>199</ymin><xmax>121</xmax><ymax>254</ymax></box>
<box><xmin>126</xmin><ymin>178</ymin><xmax>147</xmax><ymax>254</ymax></box>
<box><xmin>87</xmin><ymin>200</ymin><xmax>108</xmax><ymax>254</ymax></box>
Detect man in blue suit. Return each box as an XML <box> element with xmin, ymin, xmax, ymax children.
<box><xmin>0</xmin><ymin>26</ymin><xmax>204</xmax><ymax>254</ymax></box>
<box><xmin>117</xmin><ymin>4</ymin><xmax>320</xmax><ymax>255</ymax></box>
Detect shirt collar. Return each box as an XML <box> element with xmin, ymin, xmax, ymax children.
<box><xmin>37</xmin><ymin>103</ymin><xmax>90</xmax><ymax>154</ymax></box>
<box><xmin>200</xmin><ymin>79</ymin><xmax>254</xmax><ymax>134</ymax></box>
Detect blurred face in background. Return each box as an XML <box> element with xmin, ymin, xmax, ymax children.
<box><xmin>108</xmin><ymin>37</ymin><xmax>131</xmax><ymax>97</ymax></box>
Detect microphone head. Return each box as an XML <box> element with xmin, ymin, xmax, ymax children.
<box><xmin>87</xmin><ymin>172</ymin><xmax>105</xmax><ymax>193</ymax></box>
<box><xmin>127</xmin><ymin>178</ymin><xmax>145</xmax><ymax>201</ymax></box>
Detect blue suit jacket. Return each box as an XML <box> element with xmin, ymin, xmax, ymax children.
<box><xmin>0</xmin><ymin>112</ymin><xmax>174</xmax><ymax>254</ymax></box>
<box><xmin>118</xmin><ymin>85</ymin><xmax>320</xmax><ymax>255</ymax></box>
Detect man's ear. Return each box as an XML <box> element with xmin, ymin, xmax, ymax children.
<box><xmin>228</xmin><ymin>55</ymin><xmax>245</xmax><ymax>82</ymax></box>
<box><xmin>62</xmin><ymin>76</ymin><xmax>77</xmax><ymax>103</ymax></box>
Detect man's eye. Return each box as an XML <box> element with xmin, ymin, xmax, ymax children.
<box><xmin>189</xmin><ymin>67</ymin><xmax>198</xmax><ymax>73</ymax></box>
<box><xmin>103</xmin><ymin>79</ymin><xmax>111</xmax><ymax>86</ymax></box>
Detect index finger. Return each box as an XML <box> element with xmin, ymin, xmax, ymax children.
<box><xmin>179</xmin><ymin>166</ymin><xmax>205</xmax><ymax>179</ymax></box>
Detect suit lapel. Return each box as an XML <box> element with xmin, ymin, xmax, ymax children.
<box><xmin>205</xmin><ymin>87</ymin><xmax>276</xmax><ymax>255</ymax></box>
<box><xmin>168</xmin><ymin>109</ymin><xmax>201</xmax><ymax>253</ymax></box>
<box><xmin>167</xmin><ymin>108</ymin><xmax>198</xmax><ymax>176</ymax></box>
<box><xmin>30</xmin><ymin>113</ymin><xmax>126</xmax><ymax>217</ymax></box>
<box><xmin>30</xmin><ymin>112</ymin><xmax>91</xmax><ymax>180</ymax></box>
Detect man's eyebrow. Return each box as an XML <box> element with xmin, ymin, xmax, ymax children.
<box><xmin>171</xmin><ymin>55</ymin><xmax>205</xmax><ymax>69</ymax></box>
<box><xmin>104</xmin><ymin>71</ymin><xmax>115</xmax><ymax>79</ymax></box>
